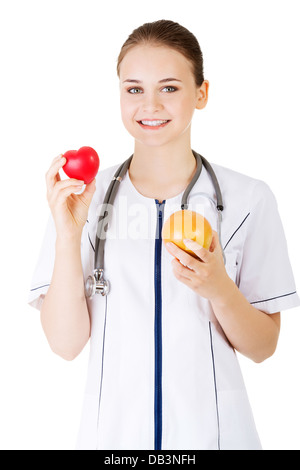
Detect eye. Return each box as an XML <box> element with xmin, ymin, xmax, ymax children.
<box><xmin>128</xmin><ymin>87</ymin><xmax>143</xmax><ymax>94</ymax></box>
<box><xmin>162</xmin><ymin>86</ymin><xmax>177</xmax><ymax>93</ymax></box>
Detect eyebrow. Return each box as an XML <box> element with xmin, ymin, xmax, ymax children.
<box><xmin>123</xmin><ymin>78</ymin><xmax>182</xmax><ymax>84</ymax></box>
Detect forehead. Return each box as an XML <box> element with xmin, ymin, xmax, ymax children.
<box><xmin>119</xmin><ymin>44</ymin><xmax>194</xmax><ymax>80</ymax></box>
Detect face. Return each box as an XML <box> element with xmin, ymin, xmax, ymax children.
<box><xmin>119</xmin><ymin>45</ymin><xmax>209</xmax><ymax>149</ymax></box>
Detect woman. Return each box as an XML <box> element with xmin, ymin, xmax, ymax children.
<box><xmin>29</xmin><ymin>20</ymin><xmax>299</xmax><ymax>450</ymax></box>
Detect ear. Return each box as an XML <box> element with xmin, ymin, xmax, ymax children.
<box><xmin>196</xmin><ymin>80</ymin><xmax>209</xmax><ymax>110</ymax></box>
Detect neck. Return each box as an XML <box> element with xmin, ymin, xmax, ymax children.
<box><xmin>129</xmin><ymin>139</ymin><xmax>197</xmax><ymax>201</ymax></box>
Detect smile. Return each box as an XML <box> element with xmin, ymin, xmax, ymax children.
<box><xmin>138</xmin><ymin>120</ymin><xmax>171</xmax><ymax>129</ymax></box>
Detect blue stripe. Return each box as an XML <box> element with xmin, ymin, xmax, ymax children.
<box><xmin>30</xmin><ymin>284</ymin><xmax>50</xmax><ymax>292</ymax></box>
<box><xmin>154</xmin><ymin>200</ymin><xmax>165</xmax><ymax>450</ymax></box>
<box><xmin>223</xmin><ymin>212</ymin><xmax>250</xmax><ymax>251</ymax></box>
<box><xmin>250</xmin><ymin>291</ymin><xmax>297</xmax><ymax>305</ymax></box>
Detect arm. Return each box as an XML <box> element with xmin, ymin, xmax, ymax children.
<box><xmin>41</xmin><ymin>235</ymin><xmax>90</xmax><ymax>361</ymax></box>
<box><xmin>165</xmin><ymin>233</ymin><xmax>281</xmax><ymax>363</ymax></box>
<box><xmin>209</xmin><ymin>282</ymin><xmax>280</xmax><ymax>363</ymax></box>
<box><xmin>41</xmin><ymin>155</ymin><xmax>96</xmax><ymax>360</ymax></box>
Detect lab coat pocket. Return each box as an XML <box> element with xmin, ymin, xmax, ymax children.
<box><xmin>224</xmin><ymin>252</ymin><xmax>238</xmax><ymax>283</ymax></box>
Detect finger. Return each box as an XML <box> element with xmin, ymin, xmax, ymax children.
<box><xmin>51</xmin><ymin>182</ymin><xmax>85</xmax><ymax>206</ymax></box>
<box><xmin>165</xmin><ymin>242</ymin><xmax>199</xmax><ymax>271</ymax></box>
<box><xmin>172</xmin><ymin>258</ymin><xmax>194</xmax><ymax>282</ymax></box>
<box><xmin>52</xmin><ymin>154</ymin><xmax>64</xmax><ymax>164</ymax></box>
<box><xmin>52</xmin><ymin>178</ymin><xmax>85</xmax><ymax>194</ymax></box>
<box><xmin>209</xmin><ymin>231</ymin><xmax>223</xmax><ymax>256</ymax></box>
<box><xmin>183</xmin><ymin>239</ymin><xmax>211</xmax><ymax>263</ymax></box>
<box><xmin>50</xmin><ymin>178</ymin><xmax>84</xmax><ymax>202</ymax></box>
<box><xmin>46</xmin><ymin>155</ymin><xmax>66</xmax><ymax>191</ymax></box>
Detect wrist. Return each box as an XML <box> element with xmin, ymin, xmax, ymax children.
<box><xmin>210</xmin><ymin>276</ymin><xmax>238</xmax><ymax>309</ymax></box>
<box><xmin>55</xmin><ymin>233</ymin><xmax>82</xmax><ymax>250</ymax></box>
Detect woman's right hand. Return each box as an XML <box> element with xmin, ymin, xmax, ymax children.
<box><xmin>46</xmin><ymin>154</ymin><xmax>96</xmax><ymax>240</ymax></box>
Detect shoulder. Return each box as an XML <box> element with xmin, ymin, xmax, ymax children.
<box><xmin>210</xmin><ymin>162</ymin><xmax>263</xmax><ymax>191</ymax></box>
<box><xmin>210</xmin><ymin>162</ymin><xmax>276</xmax><ymax>211</ymax></box>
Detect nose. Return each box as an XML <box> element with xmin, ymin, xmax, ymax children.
<box><xmin>142</xmin><ymin>91</ymin><xmax>164</xmax><ymax>114</ymax></box>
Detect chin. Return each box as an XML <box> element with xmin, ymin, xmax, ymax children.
<box><xmin>134</xmin><ymin>129</ymin><xmax>181</xmax><ymax>148</ymax></box>
<box><xmin>124</xmin><ymin>121</ymin><xmax>189</xmax><ymax>149</ymax></box>
<box><xmin>135</xmin><ymin>136</ymin><xmax>175</xmax><ymax>149</ymax></box>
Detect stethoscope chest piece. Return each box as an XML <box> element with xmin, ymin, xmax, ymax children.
<box><xmin>85</xmin><ymin>269</ymin><xmax>110</xmax><ymax>298</ymax></box>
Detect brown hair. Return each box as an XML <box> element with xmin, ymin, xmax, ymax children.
<box><xmin>117</xmin><ymin>20</ymin><xmax>205</xmax><ymax>86</ymax></box>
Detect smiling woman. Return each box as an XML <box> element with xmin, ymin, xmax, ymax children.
<box><xmin>118</xmin><ymin>42</ymin><xmax>209</xmax><ymax>202</ymax></box>
<box><xmin>117</xmin><ymin>19</ymin><xmax>208</xmax><ymax>157</ymax></box>
<box><xmin>27</xmin><ymin>18</ymin><xmax>300</xmax><ymax>452</ymax></box>
<box><xmin>119</xmin><ymin>45</ymin><xmax>208</xmax><ymax>154</ymax></box>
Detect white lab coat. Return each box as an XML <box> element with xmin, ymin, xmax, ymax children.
<box><xmin>28</xmin><ymin>160</ymin><xmax>300</xmax><ymax>450</ymax></box>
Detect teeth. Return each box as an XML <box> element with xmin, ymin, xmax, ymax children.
<box><xmin>141</xmin><ymin>120</ymin><xmax>168</xmax><ymax>126</ymax></box>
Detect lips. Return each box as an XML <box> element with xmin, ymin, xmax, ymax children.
<box><xmin>137</xmin><ymin>119</ymin><xmax>171</xmax><ymax>130</ymax></box>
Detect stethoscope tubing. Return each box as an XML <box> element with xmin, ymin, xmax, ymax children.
<box><xmin>87</xmin><ymin>151</ymin><xmax>224</xmax><ymax>297</ymax></box>
<box><xmin>94</xmin><ymin>155</ymin><xmax>133</xmax><ymax>271</ymax></box>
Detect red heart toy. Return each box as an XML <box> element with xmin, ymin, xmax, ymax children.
<box><xmin>63</xmin><ymin>146</ymin><xmax>100</xmax><ymax>184</ymax></box>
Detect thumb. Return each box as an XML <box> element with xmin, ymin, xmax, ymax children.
<box><xmin>209</xmin><ymin>230</ymin><xmax>222</xmax><ymax>254</ymax></box>
<box><xmin>78</xmin><ymin>178</ymin><xmax>96</xmax><ymax>205</ymax></box>
<box><xmin>85</xmin><ymin>178</ymin><xmax>97</xmax><ymax>193</ymax></box>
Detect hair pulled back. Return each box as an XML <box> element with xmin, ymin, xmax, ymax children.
<box><xmin>117</xmin><ymin>20</ymin><xmax>205</xmax><ymax>87</ymax></box>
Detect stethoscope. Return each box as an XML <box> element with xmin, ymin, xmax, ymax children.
<box><xmin>85</xmin><ymin>150</ymin><xmax>224</xmax><ymax>298</ymax></box>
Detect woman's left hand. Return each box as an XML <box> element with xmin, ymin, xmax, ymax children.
<box><xmin>165</xmin><ymin>230</ymin><xmax>231</xmax><ymax>302</ymax></box>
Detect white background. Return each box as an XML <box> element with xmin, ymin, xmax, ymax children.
<box><xmin>0</xmin><ymin>0</ymin><xmax>299</xmax><ymax>450</ymax></box>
